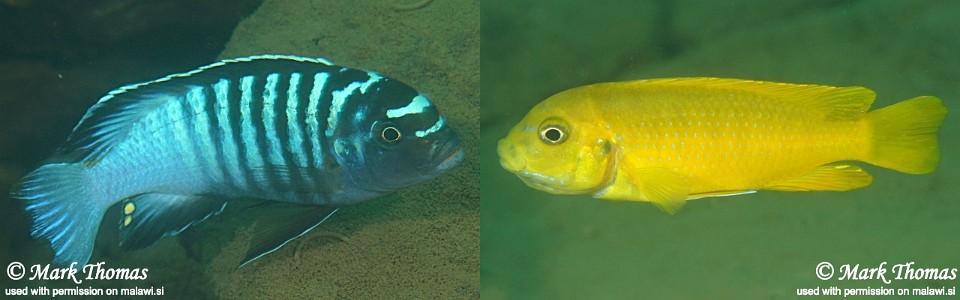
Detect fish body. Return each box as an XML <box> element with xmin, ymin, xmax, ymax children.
<box><xmin>498</xmin><ymin>78</ymin><xmax>946</xmax><ymax>213</ymax></box>
<box><xmin>14</xmin><ymin>55</ymin><xmax>464</xmax><ymax>267</ymax></box>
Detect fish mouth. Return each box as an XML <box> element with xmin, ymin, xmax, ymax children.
<box><xmin>427</xmin><ymin>137</ymin><xmax>464</xmax><ymax>175</ymax></box>
<box><xmin>515</xmin><ymin>171</ymin><xmax>581</xmax><ymax>195</ymax></box>
<box><xmin>497</xmin><ymin>138</ymin><xmax>579</xmax><ymax>195</ymax></box>
<box><xmin>497</xmin><ymin>138</ymin><xmax>523</xmax><ymax>173</ymax></box>
<box><xmin>435</xmin><ymin>146</ymin><xmax>465</xmax><ymax>172</ymax></box>
<box><xmin>497</xmin><ymin>138</ymin><xmax>619</xmax><ymax>195</ymax></box>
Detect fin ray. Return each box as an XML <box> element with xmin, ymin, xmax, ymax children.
<box><xmin>595</xmin><ymin>166</ymin><xmax>690</xmax><ymax>214</ymax></box>
<box><xmin>764</xmin><ymin>163</ymin><xmax>872</xmax><ymax>191</ymax></box>
<box><xmin>60</xmin><ymin>55</ymin><xmax>337</xmax><ymax>161</ymax></box>
<box><xmin>687</xmin><ymin>190</ymin><xmax>756</xmax><ymax>200</ymax></box>
<box><xmin>239</xmin><ymin>205</ymin><xmax>339</xmax><ymax>268</ymax></box>
<box><xmin>12</xmin><ymin>163</ymin><xmax>109</xmax><ymax>266</ymax></box>
<box><xmin>865</xmin><ymin>96</ymin><xmax>946</xmax><ymax>174</ymax></box>
<box><xmin>119</xmin><ymin>193</ymin><xmax>227</xmax><ymax>250</ymax></box>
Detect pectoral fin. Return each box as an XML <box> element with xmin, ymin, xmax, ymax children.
<box><xmin>764</xmin><ymin>163</ymin><xmax>873</xmax><ymax>191</ymax></box>
<box><xmin>594</xmin><ymin>166</ymin><xmax>690</xmax><ymax>214</ymax></box>
<box><xmin>238</xmin><ymin>204</ymin><xmax>339</xmax><ymax>268</ymax></box>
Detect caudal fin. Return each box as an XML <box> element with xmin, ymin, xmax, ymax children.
<box><xmin>12</xmin><ymin>163</ymin><xmax>109</xmax><ymax>266</ymax></box>
<box><xmin>866</xmin><ymin>96</ymin><xmax>947</xmax><ymax>174</ymax></box>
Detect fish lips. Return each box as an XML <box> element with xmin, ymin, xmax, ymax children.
<box><xmin>497</xmin><ymin>139</ymin><xmax>571</xmax><ymax>194</ymax></box>
<box><xmin>498</xmin><ymin>138</ymin><xmax>616</xmax><ymax>195</ymax></box>
<box><xmin>424</xmin><ymin>135</ymin><xmax>464</xmax><ymax>176</ymax></box>
<box><xmin>496</xmin><ymin>138</ymin><xmax>523</xmax><ymax>172</ymax></box>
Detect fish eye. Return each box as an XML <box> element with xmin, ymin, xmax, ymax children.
<box><xmin>380</xmin><ymin>126</ymin><xmax>402</xmax><ymax>143</ymax></box>
<box><xmin>539</xmin><ymin>124</ymin><xmax>567</xmax><ymax>145</ymax></box>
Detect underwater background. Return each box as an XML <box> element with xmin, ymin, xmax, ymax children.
<box><xmin>482</xmin><ymin>0</ymin><xmax>960</xmax><ymax>299</ymax></box>
<box><xmin>2</xmin><ymin>0</ymin><xmax>959</xmax><ymax>299</ymax></box>
<box><xmin>1</xmin><ymin>0</ymin><xmax>478</xmax><ymax>299</ymax></box>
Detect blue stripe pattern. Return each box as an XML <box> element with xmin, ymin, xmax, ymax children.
<box><xmin>239</xmin><ymin>75</ymin><xmax>264</xmax><ymax>189</ymax></box>
<box><xmin>214</xmin><ymin>79</ymin><xmax>244</xmax><ymax>186</ymax></box>
<box><xmin>286</xmin><ymin>73</ymin><xmax>308</xmax><ymax>168</ymax></box>
<box><xmin>307</xmin><ymin>73</ymin><xmax>328</xmax><ymax>168</ymax></box>
<box><xmin>176</xmin><ymin>70</ymin><xmax>353</xmax><ymax>190</ymax></box>
<box><xmin>11</xmin><ymin>55</ymin><xmax>464</xmax><ymax>269</ymax></box>
<box><xmin>262</xmin><ymin>73</ymin><xmax>285</xmax><ymax>167</ymax></box>
<box><xmin>325</xmin><ymin>81</ymin><xmax>363</xmax><ymax>137</ymax></box>
<box><xmin>186</xmin><ymin>87</ymin><xmax>222</xmax><ymax>181</ymax></box>
<box><xmin>166</xmin><ymin>100</ymin><xmax>199</xmax><ymax>169</ymax></box>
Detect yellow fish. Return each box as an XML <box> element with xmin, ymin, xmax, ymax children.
<box><xmin>497</xmin><ymin>78</ymin><xmax>947</xmax><ymax>213</ymax></box>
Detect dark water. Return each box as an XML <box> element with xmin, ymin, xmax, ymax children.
<box><xmin>2</xmin><ymin>0</ymin><xmax>480</xmax><ymax>298</ymax></box>
<box><xmin>0</xmin><ymin>1</ymin><xmax>262</xmax><ymax>298</ymax></box>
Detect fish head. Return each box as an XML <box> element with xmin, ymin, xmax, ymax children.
<box><xmin>497</xmin><ymin>90</ymin><xmax>614</xmax><ymax>195</ymax></box>
<box><xmin>331</xmin><ymin>77</ymin><xmax>463</xmax><ymax>191</ymax></box>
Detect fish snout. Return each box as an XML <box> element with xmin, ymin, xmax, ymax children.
<box><xmin>497</xmin><ymin>138</ymin><xmax>525</xmax><ymax>173</ymax></box>
<box><xmin>427</xmin><ymin>135</ymin><xmax>464</xmax><ymax>175</ymax></box>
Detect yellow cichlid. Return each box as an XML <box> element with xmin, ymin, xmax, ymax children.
<box><xmin>497</xmin><ymin>78</ymin><xmax>947</xmax><ymax>214</ymax></box>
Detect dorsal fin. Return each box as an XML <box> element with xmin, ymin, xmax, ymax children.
<box><xmin>626</xmin><ymin>77</ymin><xmax>877</xmax><ymax>120</ymax></box>
<box><xmin>59</xmin><ymin>55</ymin><xmax>336</xmax><ymax>161</ymax></box>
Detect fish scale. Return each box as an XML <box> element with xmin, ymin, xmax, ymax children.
<box><xmin>609</xmin><ymin>92</ymin><xmax>864</xmax><ymax>190</ymax></box>
<box><xmin>13</xmin><ymin>55</ymin><xmax>464</xmax><ymax>267</ymax></box>
<box><xmin>499</xmin><ymin>77</ymin><xmax>945</xmax><ymax>214</ymax></box>
<box><xmin>106</xmin><ymin>68</ymin><xmax>356</xmax><ymax>199</ymax></box>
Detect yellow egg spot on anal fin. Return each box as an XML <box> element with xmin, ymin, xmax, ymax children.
<box><xmin>124</xmin><ymin>202</ymin><xmax>136</xmax><ymax>215</ymax></box>
<box><xmin>123</xmin><ymin>215</ymin><xmax>132</xmax><ymax>227</ymax></box>
<box><xmin>594</xmin><ymin>165</ymin><xmax>690</xmax><ymax>214</ymax></box>
<box><xmin>764</xmin><ymin>163</ymin><xmax>873</xmax><ymax>192</ymax></box>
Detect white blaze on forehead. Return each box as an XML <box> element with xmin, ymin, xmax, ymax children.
<box><xmin>387</xmin><ymin>95</ymin><xmax>431</xmax><ymax>118</ymax></box>
<box><xmin>416</xmin><ymin>116</ymin><xmax>446</xmax><ymax>138</ymax></box>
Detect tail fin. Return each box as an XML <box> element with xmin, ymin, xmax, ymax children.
<box><xmin>12</xmin><ymin>163</ymin><xmax>109</xmax><ymax>266</ymax></box>
<box><xmin>865</xmin><ymin>96</ymin><xmax>947</xmax><ymax>174</ymax></box>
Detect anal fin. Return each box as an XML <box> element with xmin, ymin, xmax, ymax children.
<box><xmin>238</xmin><ymin>204</ymin><xmax>339</xmax><ymax>268</ymax></box>
<box><xmin>764</xmin><ymin>163</ymin><xmax>873</xmax><ymax>191</ymax></box>
<box><xmin>119</xmin><ymin>193</ymin><xmax>227</xmax><ymax>250</ymax></box>
<box><xmin>687</xmin><ymin>190</ymin><xmax>756</xmax><ymax>200</ymax></box>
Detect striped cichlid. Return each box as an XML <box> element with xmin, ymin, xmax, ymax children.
<box><xmin>14</xmin><ymin>55</ymin><xmax>464</xmax><ymax>267</ymax></box>
<box><xmin>498</xmin><ymin>78</ymin><xmax>946</xmax><ymax>214</ymax></box>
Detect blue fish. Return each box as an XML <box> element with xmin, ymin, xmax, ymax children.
<box><xmin>12</xmin><ymin>55</ymin><xmax>464</xmax><ymax>267</ymax></box>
